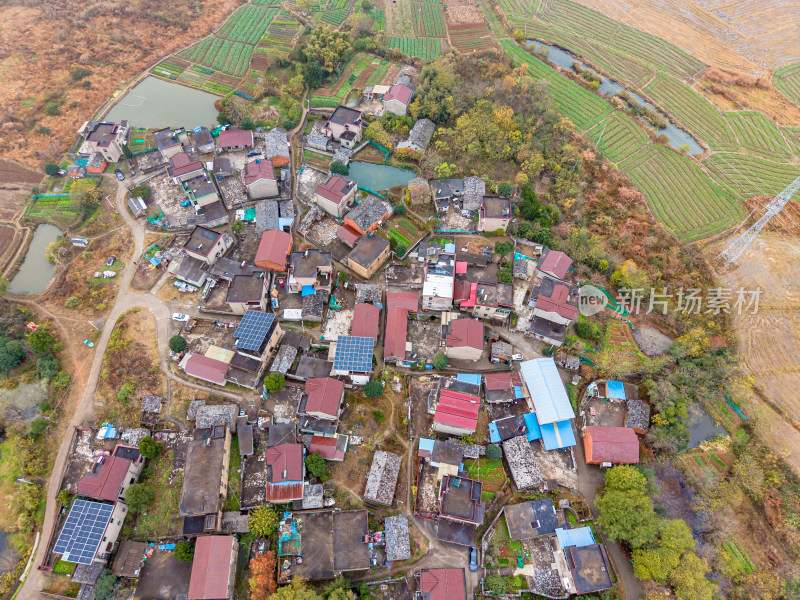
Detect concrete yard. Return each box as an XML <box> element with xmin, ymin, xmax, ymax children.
<box><xmin>147</xmin><ymin>173</ymin><xmax>195</xmax><ymax>227</ymax></box>
<box><xmin>407</xmin><ymin>319</ymin><xmax>442</xmax><ymax>359</ymax></box>
<box><xmin>582</xmin><ymin>398</ymin><xmax>627</xmax><ymax>428</ymax></box>
<box><xmin>531</xmin><ymin>443</ymin><xmax>578</xmax><ymax>490</ymax></box>
<box><xmin>297</xmin><ymin>166</ymin><xmax>329</xmax><ymax>203</ymax></box>
<box><xmin>134</xmin><ymin>550</ymin><xmax>192</xmax><ymax>600</ymax></box>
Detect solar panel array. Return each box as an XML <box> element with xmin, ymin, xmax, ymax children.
<box><xmin>53</xmin><ymin>499</ymin><xmax>114</xmax><ymax>565</ymax></box>
<box><xmin>234</xmin><ymin>310</ymin><xmax>275</xmax><ymax>351</ymax></box>
<box><xmin>332</xmin><ymin>336</ymin><xmax>374</xmax><ymax>373</ymax></box>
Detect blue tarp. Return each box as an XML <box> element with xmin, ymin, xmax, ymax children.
<box><xmin>514</xmin><ymin>252</ymin><xmax>534</xmax><ymax>262</ymax></box>
<box><xmin>456</xmin><ymin>373</ymin><xmax>481</xmax><ymax>386</ymax></box>
<box><xmin>149</xmin><ymin>257</ymin><xmax>160</xmax><ymax>267</ymax></box>
<box><xmin>301</xmin><ymin>285</ymin><xmax>316</xmax><ymax>297</ymax></box>
<box><xmin>444</xmin><ymin>243</ymin><xmax>456</xmax><ymax>253</ymax></box>
<box><xmin>540</xmin><ymin>420</ymin><xmax>576</xmax><ymax>450</ymax></box>
<box><xmin>418</xmin><ymin>438</ymin><xmax>435</xmax><ymax>454</ymax></box>
<box><xmin>523</xmin><ymin>413</ymin><xmax>542</xmax><ymax>441</ymax></box>
<box><xmin>489</xmin><ymin>423</ymin><xmax>501</xmax><ymax>443</ymax></box>
<box><xmin>556</xmin><ymin>527</ymin><xmax>595</xmax><ymax>548</ymax></box>
<box><xmin>514</xmin><ymin>386</ymin><xmax>524</xmax><ymax>400</ymax></box>
<box><xmin>606</xmin><ymin>380</ymin><xmax>626</xmax><ymax>400</ymax></box>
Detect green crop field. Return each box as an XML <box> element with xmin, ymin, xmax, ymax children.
<box><xmin>587</xmin><ymin>112</ymin><xmax>649</xmax><ymax>163</ymax></box>
<box><xmin>774</xmin><ymin>63</ymin><xmax>800</xmax><ymax>107</ymax></box>
<box><xmin>412</xmin><ymin>2</ymin><xmax>446</xmax><ymax>37</ymax></box>
<box><xmin>501</xmin><ymin>40</ymin><xmax>613</xmax><ymax>131</ymax></box>
<box><xmin>781</xmin><ymin>127</ymin><xmax>800</xmax><ymax>156</ymax></box>
<box><xmin>724</xmin><ymin>111</ymin><xmax>794</xmax><ymax>161</ymax></box>
<box><xmin>320</xmin><ymin>8</ymin><xmax>350</xmax><ymax>25</ymax></box>
<box><xmin>253</xmin><ymin>0</ymin><xmax>283</xmax><ymax>4</ymax></box>
<box><xmin>702</xmin><ymin>153</ymin><xmax>799</xmax><ymax>201</ymax></box>
<box><xmin>217</xmin><ymin>6</ymin><xmax>278</xmax><ymax>43</ymax></box>
<box><xmin>369</xmin><ymin>9</ymin><xmax>385</xmax><ymax>32</ymax></box>
<box><xmin>645</xmin><ymin>72</ymin><xmax>738</xmax><ymax>151</ymax></box>
<box><xmin>387</xmin><ymin>36</ymin><xmax>441</xmax><ymax>59</ymax></box>
<box><xmin>619</xmin><ymin>146</ymin><xmax>743</xmax><ymax>241</ymax></box>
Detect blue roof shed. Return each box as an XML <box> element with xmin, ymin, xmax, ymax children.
<box><xmin>519</xmin><ymin>358</ymin><xmax>575</xmax><ymax>425</ymax></box>
<box><xmin>540</xmin><ymin>420</ymin><xmax>576</xmax><ymax>450</ymax></box>
<box><xmin>523</xmin><ymin>413</ymin><xmax>542</xmax><ymax>441</ymax></box>
<box><xmin>556</xmin><ymin>526</ymin><xmax>595</xmax><ymax>548</ymax></box>
<box><xmin>606</xmin><ymin>380</ymin><xmax>626</xmax><ymax>400</ymax></box>
<box><xmin>457</xmin><ymin>373</ymin><xmax>481</xmax><ymax>386</ymax></box>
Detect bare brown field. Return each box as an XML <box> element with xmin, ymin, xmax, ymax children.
<box><xmin>696</xmin><ymin>74</ymin><xmax>800</xmax><ymax>126</ymax></box>
<box><xmin>572</xmin><ymin>0</ymin><xmax>800</xmax><ymax>73</ymax></box>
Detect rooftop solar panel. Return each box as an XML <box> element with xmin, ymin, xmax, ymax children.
<box><xmin>332</xmin><ymin>336</ymin><xmax>374</xmax><ymax>373</ymax></box>
<box><xmin>234</xmin><ymin>310</ymin><xmax>275</xmax><ymax>352</ymax></box>
<box><xmin>53</xmin><ymin>499</ymin><xmax>114</xmax><ymax>565</ymax></box>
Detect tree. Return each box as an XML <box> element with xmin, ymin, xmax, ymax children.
<box><xmin>94</xmin><ymin>570</ymin><xmax>118</xmax><ymax>600</ymax></box>
<box><xmin>122</xmin><ymin>143</ymin><xmax>134</xmax><ymax>160</ymax></box>
<box><xmin>231</xmin><ymin>219</ymin><xmax>245</xmax><ymax>233</ymax></box>
<box><xmin>395</xmin><ymin>243</ymin><xmax>408</xmax><ymax>257</ymax></box>
<box><xmin>303</xmin><ymin>26</ymin><xmax>352</xmax><ymax>74</ymax></box>
<box><xmin>250</xmin><ymin>505</ymin><xmax>279</xmax><ymax>537</ymax></box>
<box><xmin>330</xmin><ymin>160</ymin><xmax>349</xmax><ymax>176</ymax></box>
<box><xmin>45</xmin><ymin>163</ymin><xmax>61</xmax><ymax>176</ymax></box>
<box><xmin>139</xmin><ymin>435</ymin><xmax>163</xmax><ymax>459</ymax></box>
<box><xmin>0</xmin><ymin>338</ymin><xmax>26</xmax><ymax>373</ymax></box>
<box><xmin>321</xmin><ymin>577</ymin><xmax>355</xmax><ymax>599</ymax></box>
<box><xmin>670</xmin><ymin>553</ymin><xmax>717</xmax><ymax>600</ymax></box>
<box><xmin>265</xmin><ymin>373</ymin><xmax>286</xmax><ymax>393</ymax></box>
<box><xmin>432</xmin><ymin>353</ymin><xmax>448</xmax><ymax>369</ymax></box>
<box><xmin>363</xmin><ymin>380</ymin><xmax>383</xmax><ymax>398</ymax></box>
<box><xmin>485</xmin><ymin>575</ymin><xmax>507</xmax><ymax>595</ymax></box>
<box><xmin>393</xmin><ymin>203</ymin><xmax>406</xmax><ymax>215</ymax></box>
<box><xmin>304</xmin><ymin>60</ymin><xmax>326</xmax><ymax>88</ymax></box>
<box><xmin>269</xmin><ymin>577</ymin><xmax>322</xmax><ymax>599</ymax></box>
<box><xmin>498</xmin><ymin>182</ymin><xmax>513</xmax><ymax>197</ymax></box>
<box><xmin>596</xmin><ymin>489</ymin><xmax>658</xmax><ymax>548</ymax></box>
<box><xmin>485</xmin><ymin>444</ymin><xmax>502</xmax><ymax>461</ymax></box>
<box><xmin>305</xmin><ymin>452</ymin><xmax>326</xmax><ymax>478</ymax></box>
<box><xmin>29</xmin><ymin>418</ymin><xmax>48</xmax><ymax>439</ymax></box>
<box><xmin>494</xmin><ymin>241</ymin><xmax>513</xmax><ymax>256</ymax></box>
<box><xmin>249</xmin><ymin>551</ymin><xmax>277</xmax><ymax>600</ymax></box>
<box><xmin>497</xmin><ymin>267</ymin><xmax>513</xmax><ymax>283</ymax></box>
<box><xmin>360</xmin><ymin>0</ymin><xmax>372</xmax><ymax>9</ymax></box>
<box><xmin>37</xmin><ymin>354</ymin><xmax>59</xmax><ymax>379</ymax></box>
<box><xmin>130</xmin><ymin>184</ymin><xmax>152</xmax><ymax>200</ymax></box>
<box><xmin>603</xmin><ymin>465</ymin><xmax>649</xmax><ymax>495</ymax></box>
<box><xmin>169</xmin><ymin>335</ymin><xmax>188</xmax><ymax>353</ymax></box>
<box><xmin>365</xmin><ymin>121</ymin><xmax>392</xmax><ymax>150</ymax></box>
<box><xmin>28</xmin><ymin>329</ymin><xmax>55</xmax><ymax>354</ymax></box>
<box><xmin>174</xmin><ymin>540</ymin><xmax>195</xmax><ymax>562</ymax></box>
<box><xmin>125</xmin><ymin>483</ymin><xmax>155</xmax><ymax>513</ymax></box>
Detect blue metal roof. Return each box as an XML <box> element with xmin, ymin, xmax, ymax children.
<box><xmin>556</xmin><ymin>526</ymin><xmax>595</xmax><ymax>548</ymax></box>
<box><xmin>606</xmin><ymin>380</ymin><xmax>626</xmax><ymax>400</ymax></box>
<box><xmin>444</xmin><ymin>243</ymin><xmax>456</xmax><ymax>253</ymax></box>
<box><xmin>457</xmin><ymin>373</ymin><xmax>481</xmax><ymax>386</ymax></box>
<box><xmin>523</xmin><ymin>413</ymin><xmax>542</xmax><ymax>441</ymax></box>
<box><xmin>333</xmin><ymin>336</ymin><xmax>375</xmax><ymax>373</ymax></box>
<box><xmin>489</xmin><ymin>423</ymin><xmax>501</xmax><ymax>443</ymax></box>
<box><xmin>541</xmin><ymin>420</ymin><xmax>576</xmax><ymax>450</ymax></box>
<box><xmin>514</xmin><ymin>386</ymin><xmax>524</xmax><ymax>399</ymax></box>
<box><xmin>519</xmin><ymin>358</ymin><xmax>575</xmax><ymax>425</ymax></box>
<box><xmin>418</xmin><ymin>437</ymin><xmax>435</xmax><ymax>453</ymax></box>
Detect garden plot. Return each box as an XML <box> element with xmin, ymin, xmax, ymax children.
<box><xmin>448</xmin><ymin>24</ymin><xmax>496</xmax><ymax>53</ymax></box>
<box><xmin>412</xmin><ymin>2</ymin><xmax>446</xmax><ymax>37</ymax></box>
<box><xmin>586</xmin><ymin>113</ymin><xmax>648</xmax><ymax>163</ymax></box>
<box><xmin>385</xmin><ymin>215</ymin><xmax>425</xmax><ymax>254</ymax></box>
<box><xmin>387</xmin><ymin>37</ymin><xmax>441</xmax><ymax>60</ymax></box>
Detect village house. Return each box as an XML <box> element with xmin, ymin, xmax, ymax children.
<box><xmin>407</xmin><ymin>177</ymin><xmax>432</xmax><ymax>204</ymax></box>
<box><xmin>323</xmin><ymin>106</ymin><xmax>362</xmax><ymax>148</ymax></box>
<box><xmin>254</xmin><ymin>229</ymin><xmax>292</xmax><ymax>271</ymax></box>
<box><xmin>478</xmin><ymin>195</ymin><xmax>512</xmax><ymax>233</ymax></box>
<box><xmin>383</xmin><ymin>83</ymin><xmax>413</xmax><ymax>116</ymax></box>
<box><xmin>263</xmin><ymin>127</ymin><xmax>291</xmax><ymax>167</ymax></box>
<box><xmin>529</xmin><ymin>276</ymin><xmax>579</xmax><ymax>346</ymax></box>
<box><xmin>457</xmin><ymin>279</ymin><xmax>514</xmax><ymax>323</ymax></box>
<box><xmin>431</xmin><ymin>376</ymin><xmax>481</xmax><ymax>436</ymax></box>
<box><xmin>179</xmin><ymin>426</ymin><xmax>232</xmax><ymax>534</ymax></box>
<box><xmin>153</xmin><ymin>128</ymin><xmax>183</xmax><ymax>159</ymax></box>
<box><xmin>416</xmin><ymin>569</ymin><xmax>467</xmax><ymax>600</ymax></box>
<box><xmin>484</xmin><ymin>371</ymin><xmax>524</xmax><ymax>404</ymax></box>
<box><xmin>242</xmin><ymin>159</ymin><xmax>279</xmax><ymax>199</ymax></box>
<box><xmin>363</xmin><ymin>450</ymin><xmax>402</xmax><ymax>507</ymax></box>
<box><xmin>398</xmin><ymin>119</ymin><xmax>435</xmax><ymax>154</ymax></box>
<box><xmin>437</xmin><ymin>474</ymin><xmax>485</xmax><ymax>546</ymax></box>
<box><xmin>184</xmin><ymin>174</ymin><xmax>220</xmax><ymax>208</ymax></box>
<box><xmin>287</xmin><ymin>249</ymin><xmax>332</xmax><ymax>293</ymax></box>
<box><xmin>385</xmin><ymin>516</ymin><xmax>411</xmax><ymax>562</ymax></box>
<box><xmin>193</xmin><ymin>127</ymin><xmax>215</xmax><ymax>154</ymax></box>
<box><xmin>445</xmin><ymin>318</ymin><xmax>484</xmax><ymax>361</ymax></box>
<box><xmin>422</xmin><ymin>250</ymin><xmax>456</xmax><ymax>311</ymax></box>
<box><xmin>85</xmin><ymin>152</ymin><xmax>107</xmax><ymax>175</ymax></box>
<box><xmin>351</xmin><ymin>302</ymin><xmax>380</xmax><ymax>340</ymax></box>
<box><xmin>503</xmin><ymin>498</ymin><xmax>558</xmax><ymax>540</ymax></box>
<box><xmin>503</xmin><ymin>435</ymin><xmax>543</xmax><ymax>490</ymax></box>
<box><xmin>265</xmin><ymin>443</ymin><xmax>305</xmax><ymax>503</ymax></box>
<box><xmin>52</xmin><ymin>499</ymin><xmax>128</xmax><ymax>566</ymax></box>
<box><xmin>346</xmin><ymin>235</ymin><xmax>391</xmax><ymax>279</ymax></box>
<box><xmin>187</xmin><ymin>536</ymin><xmax>238</xmax><ymax>600</ymax></box>
<box><xmin>314</xmin><ymin>175</ymin><xmax>357</xmax><ymax>218</ymax></box>
<box><xmin>330</xmin><ymin>335</ymin><xmax>374</xmax><ymax>385</ymax></box>
<box><xmin>217</xmin><ymin>128</ymin><xmax>254</xmax><ymax>151</ymax></box>
<box><xmin>342</xmin><ymin>196</ymin><xmax>391</xmax><ymax>236</ymax></box>
<box><xmin>167</xmin><ymin>152</ymin><xmax>204</xmax><ymax>183</ymax></box>
<box><xmin>225</xmin><ymin>273</ymin><xmax>267</xmax><ymax>315</ymax></box>
<box><xmin>77</xmin><ymin>120</ymin><xmax>130</xmax><ymax>162</ymax></box>
<box><xmin>179</xmin><ymin>353</ymin><xmax>229</xmax><ymax>386</ymax></box>
<box><xmin>537</xmin><ymin>248</ymin><xmax>573</xmax><ymax>280</ymax></box>
<box><xmin>233</xmin><ymin>310</ymin><xmax>282</xmax><ymax>360</ymax></box>
<box><xmin>111</xmin><ymin>540</ymin><xmax>147</xmax><ymax>578</ymax></box>
<box><xmin>298</xmin><ymin>377</ymin><xmax>345</xmax><ymax>423</ymax></box>
<box><xmin>383</xmin><ymin>292</ymin><xmax>417</xmax><ymax>363</ymax></box>
<box><xmin>519</xmin><ymin>358</ymin><xmax>577</xmax><ymax>451</ymax></box>
<box><xmin>183</xmin><ymin>226</ymin><xmax>232</xmax><ymax>265</ymax></box>
<box><xmin>127</xmin><ymin>197</ymin><xmax>145</xmax><ymax>217</ymax></box>
<box><xmin>583</xmin><ymin>426</ymin><xmax>640</xmax><ymax>465</ymax></box>
<box><xmin>77</xmin><ymin>445</ymin><xmax>144</xmax><ymax>503</ymax></box>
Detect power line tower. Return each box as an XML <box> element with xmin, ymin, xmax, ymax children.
<box><xmin>717</xmin><ymin>175</ymin><xmax>800</xmax><ymax>267</ymax></box>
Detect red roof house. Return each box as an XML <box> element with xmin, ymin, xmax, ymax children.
<box><xmin>536</xmin><ymin>283</ymin><xmax>578</xmax><ymax>322</ymax></box>
<box><xmin>384</xmin><ymin>84</ymin><xmax>413</xmax><ymax>105</ymax></box>
<box><xmin>484</xmin><ymin>372</ymin><xmax>514</xmax><ymax>391</ymax></box>
<box><xmin>584</xmin><ymin>426</ymin><xmax>639</xmax><ymax>464</ymax></box>
<box><xmin>217</xmin><ymin>128</ymin><xmax>254</xmax><ymax>150</ymax></box>
<box><xmin>265</xmin><ymin>443</ymin><xmax>305</xmax><ymax>502</ymax></box>
<box><xmin>387</xmin><ymin>292</ymin><xmax>418</xmax><ymax>312</ymax></box>
<box><xmin>242</xmin><ymin>159</ymin><xmax>275</xmax><ymax>185</ymax></box>
<box><xmin>188</xmin><ymin>536</ymin><xmax>237</xmax><ymax>600</ymax></box>
<box><xmin>538</xmin><ymin>249</ymin><xmax>573</xmax><ymax>280</ymax></box>
<box><xmin>168</xmin><ymin>152</ymin><xmax>204</xmax><ymax>180</ymax></box>
<box><xmin>384</xmin><ymin>306</ymin><xmax>409</xmax><ymax>361</ymax></box>
<box><xmin>181</xmin><ymin>353</ymin><xmax>228</xmax><ymax>386</ymax></box>
<box><xmin>255</xmin><ymin>229</ymin><xmax>292</xmax><ymax>271</ymax></box>
<box><xmin>337</xmin><ymin>224</ymin><xmax>361</xmax><ymax>247</ymax></box>
<box><xmin>309</xmin><ymin>435</ymin><xmax>346</xmax><ymax>461</ymax></box>
<box><xmin>77</xmin><ymin>445</ymin><xmax>142</xmax><ymax>501</ymax></box>
<box><xmin>445</xmin><ymin>318</ymin><xmax>483</xmax><ymax>361</ymax></box>
<box><xmin>316</xmin><ymin>176</ymin><xmax>355</xmax><ymax>204</ymax></box>
<box><xmin>351</xmin><ymin>303</ymin><xmax>380</xmax><ymax>340</ymax></box>
<box><xmin>418</xmin><ymin>568</ymin><xmax>467</xmax><ymax>600</ymax></box>
<box><xmin>433</xmin><ymin>389</ymin><xmax>480</xmax><ymax>435</ymax></box>
<box><xmin>303</xmin><ymin>377</ymin><xmax>345</xmax><ymax>421</ymax></box>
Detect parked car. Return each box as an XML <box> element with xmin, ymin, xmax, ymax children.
<box><xmin>512</xmin><ymin>353</ymin><xmax>524</xmax><ymax>361</ymax></box>
<box><xmin>83</xmin><ymin>339</ymin><xmax>95</xmax><ymax>348</ymax></box>
<box><xmin>246</xmin><ymin>149</ymin><xmax>262</xmax><ymax>157</ymax></box>
<box><xmin>469</xmin><ymin>547</ymin><xmax>478</xmax><ymax>572</ymax></box>
<box><xmin>114</xmin><ymin>169</ymin><xmax>125</xmax><ymax>181</ymax></box>
<box><xmin>172</xmin><ymin>313</ymin><xmax>190</xmax><ymax>322</ymax></box>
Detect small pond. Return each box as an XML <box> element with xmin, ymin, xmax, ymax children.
<box><xmin>526</xmin><ymin>41</ymin><xmax>704</xmax><ymax>155</ymax></box>
<box><xmin>0</xmin><ymin>532</ymin><xmax>19</xmax><ymax>575</ymax></box>
<box><xmin>105</xmin><ymin>76</ymin><xmax>219</xmax><ymax>129</ymax></box>
<box><xmin>686</xmin><ymin>403</ymin><xmax>727</xmax><ymax>449</ymax></box>
<box><xmin>347</xmin><ymin>162</ymin><xmax>416</xmax><ymax>193</ymax></box>
<box><xmin>9</xmin><ymin>224</ymin><xmax>61</xmax><ymax>295</ymax></box>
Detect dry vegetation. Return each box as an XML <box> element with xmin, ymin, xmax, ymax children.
<box><xmin>0</xmin><ymin>0</ymin><xmax>240</xmax><ymax>169</ymax></box>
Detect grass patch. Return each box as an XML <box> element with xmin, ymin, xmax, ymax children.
<box><xmin>52</xmin><ymin>559</ymin><xmax>76</xmax><ymax>575</ymax></box>
<box><xmin>225</xmin><ymin>437</ymin><xmax>242</xmax><ymax>511</ymax></box>
<box><xmin>134</xmin><ymin>451</ymin><xmax>183</xmax><ymax>540</ymax></box>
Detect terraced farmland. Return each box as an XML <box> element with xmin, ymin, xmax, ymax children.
<box><xmin>702</xmin><ymin>154</ymin><xmax>799</xmax><ymax>201</ymax></box>
<box><xmin>217</xmin><ymin>5</ymin><xmax>278</xmax><ymax>44</ymax></box>
<box><xmin>387</xmin><ymin>37</ymin><xmax>441</xmax><ymax>59</ymax></box>
<box><xmin>500</xmin><ymin>40</ymin><xmax>613</xmax><ymax>131</ymax></box>
<box><xmin>311</xmin><ymin>54</ymin><xmax>373</xmax><ymax>107</ymax></box>
<box><xmin>774</xmin><ymin>63</ymin><xmax>800</xmax><ymax>107</ymax></box>
<box><xmin>412</xmin><ymin>2</ymin><xmax>446</xmax><ymax>37</ymax></box>
<box><xmin>586</xmin><ymin>113</ymin><xmax>648</xmax><ymax>163</ymax></box>
<box><xmin>260</xmin><ymin>16</ymin><xmax>299</xmax><ymax>54</ymax></box>
<box><xmin>645</xmin><ymin>72</ymin><xmax>738</xmax><ymax>151</ymax></box>
<box><xmin>782</xmin><ymin>127</ymin><xmax>800</xmax><ymax>156</ymax></box>
<box><xmin>724</xmin><ymin>111</ymin><xmax>794</xmax><ymax>161</ymax></box>
<box><xmin>619</xmin><ymin>146</ymin><xmax>743</xmax><ymax>242</ymax></box>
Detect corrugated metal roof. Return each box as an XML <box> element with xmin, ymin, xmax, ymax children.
<box><xmin>540</xmin><ymin>420</ymin><xmax>577</xmax><ymax>450</ymax></box>
<box><xmin>606</xmin><ymin>380</ymin><xmax>627</xmax><ymax>400</ymax></box>
<box><xmin>556</xmin><ymin>526</ymin><xmax>595</xmax><ymax>549</ymax></box>
<box><xmin>523</xmin><ymin>413</ymin><xmax>542</xmax><ymax>441</ymax></box>
<box><xmin>188</xmin><ymin>536</ymin><xmax>234</xmax><ymax>600</ymax></box>
<box><xmin>519</xmin><ymin>358</ymin><xmax>574</xmax><ymax>425</ymax></box>
<box><xmin>265</xmin><ymin>482</ymin><xmax>304</xmax><ymax>502</ymax></box>
<box><xmin>456</xmin><ymin>373</ymin><xmax>481</xmax><ymax>386</ymax></box>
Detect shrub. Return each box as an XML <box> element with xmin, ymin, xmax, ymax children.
<box><xmin>485</xmin><ymin>574</ymin><xmax>507</xmax><ymax>595</ymax></box>
<box><xmin>363</xmin><ymin>380</ymin><xmax>383</xmax><ymax>398</ymax></box>
<box><xmin>139</xmin><ymin>435</ymin><xmax>163</xmax><ymax>459</ymax></box>
<box><xmin>169</xmin><ymin>335</ymin><xmax>187</xmax><ymax>353</ymax></box>
<box><xmin>371</xmin><ymin>410</ymin><xmax>385</xmax><ymax>424</ymax></box>
<box><xmin>40</xmin><ymin>401</ymin><xmax>52</xmax><ymax>413</ymax></box>
<box><xmin>249</xmin><ymin>505</ymin><xmax>279</xmax><ymax>537</ymax></box>
<box><xmin>45</xmin><ymin>101</ymin><xmax>61</xmax><ymax>116</ymax></box>
<box><xmin>330</xmin><ymin>160</ymin><xmax>349</xmax><ymax>175</ymax></box>
<box><xmin>70</xmin><ymin>68</ymin><xmax>92</xmax><ymax>81</ymax></box>
<box><xmin>37</xmin><ymin>354</ymin><xmax>59</xmax><ymax>379</ymax></box>
<box><xmin>486</xmin><ymin>444</ymin><xmax>502</xmax><ymax>461</ymax></box>
<box><xmin>393</xmin><ymin>203</ymin><xmax>406</xmax><ymax>215</ymax></box>
<box><xmin>124</xmin><ymin>484</ymin><xmax>155</xmax><ymax>513</ymax></box>
<box><xmin>574</xmin><ymin>321</ymin><xmax>601</xmax><ymax>343</ymax></box>
<box><xmin>494</xmin><ymin>241</ymin><xmax>513</xmax><ymax>256</ymax></box>
<box><xmin>45</xmin><ymin>163</ymin><xmax>61</xmax><ymax>176</ymax></box>
<box><xmin>231</xmin><ymin>220</ymin><xmax>244</xmax><ymax>233</ymax></box>
<box><xmin>174</xmin><ymin>541</ymin><xmax>195</xmax><ymax>562</ymax></box>
<box><xmin>432</xmin><ymin>353</ymin><xmax>448</xmax><ymax>369</ymax></box>
<box><xmin>264</xmin><ymin>373</ymin><xmax>286</xmax><ymax>393</ymax></box>
<box><xmin>395</xmin><ymin>243</ymin><xmax>408</xmax><ymax>257</ymax></box>
<box><xmin>29</xmin><ymin>418</ymin><xmax>48</xmax><ymax>439</ymax></box>
<box><xmin>305</xmin><ymin>452</ymin><xmax>326</xmax><ymax>478</ymax></box>
<box><xmin>65</xmin><ymin>296</ymin><xmax>79</xmax><ymax>308</ymax></box>
<box><xmin>498</xmin><ymin>182</ymin><xmax>513</xmax><ymax>197</ymax></box>
<box><xmin>28</xmin><ymin>329</ymin><xmax>55</xmax><ymax>353</ymax></box>
<box><xmin>129</xmin><ymin>184</ymin><xmax>152</xmax><ymax>200</ymax></box>
<box><xmin>497</xmin><ymin>268</ymin><xmax>513</xmax><ymax>283</ymax></box>
<box><xmin>94</xmin><ymin>570</ymin><xmax>118</xmax><ymax>600</ymax></box>
<box><xmin>117</xmin><ymin>382</ymin><xmax>135</xmax><ymax>403</ymax></box>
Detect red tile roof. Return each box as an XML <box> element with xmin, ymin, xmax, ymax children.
<box><xmin>183</xmin><ymin>354</ymin><xmax>228</xmax><ymax>385</ymax></box>
<box><xmin>384</xmin><ymin>84</ymin><xmax>413</xmax><ymax>105</ymax></box>
<box><xmin>351</xmin><ymin>303</ymin><xmax>380</xmax><ymax>339</ymax></box>
<box><xmin>309</xmin><ymin>435</ymin><xmax>345</xmax><ymax>461</ymax></box>
<box><xmin>446</xmin><ymin>318</ymin><xmax>483</xmax><ymax>350</ymax></box>
<box><xmin>383</xmin><ymin>306</ymin><xmax>409</xmax><ymax>360</ymax></box>
<box><xmin>218</xmin><ymin>128</ymin><xmax>254</xmax><ymax>149</ymax></box>
<box><xmin>337</xmin><ymin>225</ymin><xmax>361</xmax><ymax>246</ymax></box>
<box><xmin>434</xmin><ymin>389</ymin><xmax>479</xmax><ymax>431</ymax></box>
<box><xmin>266</xmin><ymin>443</ymin><xmax>304</xmax><ymax>483</ymax></box>
<box><xmin>76</xmin><ymin>452</ymin><xmax>131</xmax><ymax>501</ymax></box>
<box><xmin>484</xmin><ymin>372</ymin><xmax>513</xmax><ymax>391</ymax></box>
<box><xmin>242</xmin><ymin>159</ymin><xmax>275</xmax><ymax>185</ymax></box>
<box><xmin>387</xmin><ymin>292</ymin><xmax>418</xmax><ymax>311</ymax></box>
<box><xmin>255</xmin><ymin>230</ymin><xmax>292</xmax><ymax>270</ymax></box>
<box><xmin>418</xmin><ymin>568</ymin><xmax>467</xmax><ymax>600</ymax></box>
<box><xmin>584</xmin><ymin>426</ymin><xmax>639</xmax><ymax>464</ymax></box>
<box><xmin>188</xmin><ymin>536</ymin><xmax>235</xmax><ymax>600</ymax></box>
<box><xmin>304</xmin><ymin>377</ymin><xmax>344</xmax><ymax>419</ymax></box>
<box><xmin>539</xmin><ymin>250</ymin><xmax>572</xmax><ymax>279</ymax></box>
<box><xmin>536</xmin><ymin>283</ymin><xmax>578</xmax><ymax>321</ymax></box>
<box><xmin>169</xmin><ymin>153</ymin><xmax>204</xmax><ymax>177</ymax></box>
<box><xmin>315</xmin><ymin>176</ymin><xmax>355</xmax><ymax>204</ymax></box>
